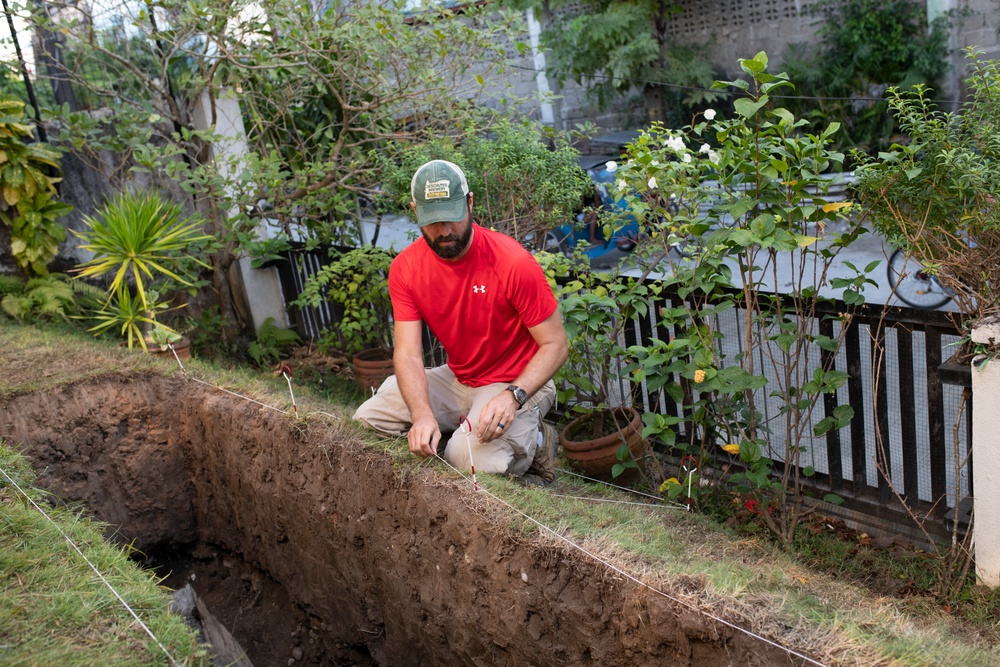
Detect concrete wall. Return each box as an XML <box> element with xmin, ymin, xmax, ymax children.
<box><xmin>658</xmin><ymin>0</ymin><xmax>1000</xmax><ymax>110</ymax></box>
<box><xmin>522</xmin><ymin>0</ymin><xmax>1000</xmax><ymax>135</ymax></box>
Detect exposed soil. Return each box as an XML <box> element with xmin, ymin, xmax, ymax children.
<box><xmin>0</xmin><ymin>370</ymin><xmax>805</xmax><ymax>666</ymax></box>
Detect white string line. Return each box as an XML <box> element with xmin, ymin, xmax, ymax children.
<box><xmin>434</xmin><ymin>453</ymin><xmax>830</xmax><ymax>667</ymax></box>
<box><xmin>0</xmin><ymin>464</ymin><xmax>181</xmax><ymax>667</ymax></box>
<box><xmin>556</xmin><ymin>467</ymin><xmax>667</xmax><ymax>502</ymax></box>
<box><xmin>183</xmin><ymin>376</ymin><xmax>291</xmax><ymax>415</ymax></box>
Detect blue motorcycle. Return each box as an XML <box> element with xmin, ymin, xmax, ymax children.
<box><xmin>544</xmin><ymin>156</ymin><xmax>643</xmax><ymax>267</ymax></box>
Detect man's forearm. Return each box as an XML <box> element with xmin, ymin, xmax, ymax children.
<box><xmin>511</xmin><ymin>339</ymin><xmax>568</xmax><ymax>400</ymax></box>
<box><xmin>393</xmin><ymin>351</ymin><xmax>434</xmax><ymax>422</ymax></box>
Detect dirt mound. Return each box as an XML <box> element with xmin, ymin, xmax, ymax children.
<box><xmin>0</xmin><ymin>372</ymin><xmax>799</xmax><ymax>666</ymax></box>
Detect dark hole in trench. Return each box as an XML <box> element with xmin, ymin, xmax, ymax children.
<box><xmin>136</xmin><ymin>540</ymin><xmax>376</xmax><ymax>667</ymax></box>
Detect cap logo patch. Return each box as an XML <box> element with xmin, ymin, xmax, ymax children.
<box><xmin>424</xmin><ymin>179</ymin><xmax>452</xmax><ymax>200</ymax></box>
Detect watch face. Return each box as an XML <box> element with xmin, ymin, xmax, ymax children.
<box><xmin>508</xmin><ymin>385</ymin><xmax>526</xmax><ymax>406</ymax></box>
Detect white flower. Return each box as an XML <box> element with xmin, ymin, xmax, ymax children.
<box><xmin>650</xmin><ymin>160</ymin><xmax>659</xmax><ymax>167</ymax></box>
<box><xmin>616</xmin><ymin>179</ymin><xmax>627</xmax><ymax>192</ymax></box>
<box><xmin>699</xmin><ymin>143</ymin><xmax>711</xmax><ymax>154</ymax></box>
<box><xmin>704</xmin><ymin>108</ymin><xmax>716</xmax><ymax>120</ymax></box>
<box><xmin>605</xmin><ymin>160</ymin><xmax>618</xmax><ymax>173</ymax></box>
<box><xmin>648</xmin><ymin>176</ymin><xmax>658</xmax><ymax>189</ymax></box>
<box><xmin>682</xmin><ymin>153</ymin><xmax>692</xmax><ymax>163</ymax></box>
<box><xmin>666</xmin><ymin>136</ymin><xmax>685</xmax><ymax>153</ymax></box>
<box><xmin>708</xmin><ymin>150</ymin><xmax>720</xmax><ymax>163</ymax></box>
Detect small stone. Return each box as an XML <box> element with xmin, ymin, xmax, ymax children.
<box><xmin>287</xmin><ymin>659</ymin><xmax>295</xmax><ymax>666</ymax></box>
<box><xmin>292</xmin><ymin>647</ymin><xmax>304</xmax><ymax>660</ymax></box>
<box><xmin>872</xmin><ymin>535</ymin><xmax>896</xmax><ymax>549</ymax></box>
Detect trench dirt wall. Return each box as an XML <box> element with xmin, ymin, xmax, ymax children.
<box><xmin>0</xmin><ymin>372</ymin><xmax>798</xmax><ymax>666</ymax></box>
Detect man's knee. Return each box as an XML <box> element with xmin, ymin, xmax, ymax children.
<box><xmin>353</xmin><ymin>376</ymin><xmax>410</xmax><ymax>435</ymax></box>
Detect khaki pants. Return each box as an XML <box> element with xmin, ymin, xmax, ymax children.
<box><xmin>353</xmin><ymin>365</ymin><xmax>556</xmax><ymax>477</ymax></box>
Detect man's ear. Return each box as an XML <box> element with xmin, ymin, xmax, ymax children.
<box><xmin>410</xmin><ymin>201</ymin><xmax>417</xmax><ymax>212</ymax></box>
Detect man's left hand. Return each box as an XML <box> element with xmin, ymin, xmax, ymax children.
<box><xmin>476</xmin><ymin>390</ymin><xmax>519</xmax><ymax>443</ymax></box>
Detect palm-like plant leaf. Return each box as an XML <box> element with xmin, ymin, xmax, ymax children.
<box><xmin>74</xmin><ymin>191</ymin><xmax>213</xmax><ymax>312</ymax></box>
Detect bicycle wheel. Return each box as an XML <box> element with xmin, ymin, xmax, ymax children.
<box><xmin>887</xmin><ymin>248</ymin><xmax>953</xmax><ymax>309</ymax></box>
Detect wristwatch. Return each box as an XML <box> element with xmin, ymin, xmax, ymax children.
<box><xmin>506</xmin><ymin>385</ymin><xmax>528</xmax><ymax>408</ymax></box>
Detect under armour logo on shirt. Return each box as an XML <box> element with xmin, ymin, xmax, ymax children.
<box><xmin>473</xmin><ymin>285</ymin><xmax>486</xmax><ymax>294</ymax></box>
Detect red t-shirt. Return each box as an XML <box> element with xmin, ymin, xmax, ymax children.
<box><xmin>388</xmin><ymin>224</ymin><xmax>557</xmax><ymax>387</ymax></box>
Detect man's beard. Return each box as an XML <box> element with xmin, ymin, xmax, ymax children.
<box><xmin>423</xmin><ymin>218</ymin><xmax>473</xmax><ymax>259</ymax></box>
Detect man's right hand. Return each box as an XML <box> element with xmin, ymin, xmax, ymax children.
<box><xmin>407</xmin><ymin>414</ymin><xmax>441</xmax><ymax>458</ymax></box>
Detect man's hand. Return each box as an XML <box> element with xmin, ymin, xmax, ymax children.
<box><xmin>476</xmin><ymin>390</ymin><xmax>519</xmax><ymax>443</ymax></box>
<box><xmin>408</xmin><ymin>413</ymin><xmax>441</xmax><ymax>457</ymax></box>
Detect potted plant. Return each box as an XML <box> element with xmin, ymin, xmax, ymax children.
<box><xmin>147</xmin><ymin>323</ymin><xmax>191</xmax><ymax>360</ymax></box>
<box><xmin>537</xmin><ymin>248</ymin><xmax>655</xmax><ymax>483</ymax></box>
<box><xmin>293</xmin><ymin>245</ymin><xmax>396</xmax><ymax>393</ymax></box>
<box><xmin>72</xmin><ymin>190</ymin><xmax>214</xmax><ymax>353</ymax></box>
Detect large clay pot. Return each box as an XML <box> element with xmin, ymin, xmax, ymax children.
<box><xmin>559</xmin><ymin>406</ymin><xmax>649</xmax><ymax>482</ymax></box>
<box><xmin>352</xmin><ymin>347</ymin><xmax>394</xmax><ymax>395</ymax></box>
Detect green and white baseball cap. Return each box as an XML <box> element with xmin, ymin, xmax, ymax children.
<box><xmin>410</xmin><ymin>160</ymin><xmax>470</xmax><ymax>227</ymax></box>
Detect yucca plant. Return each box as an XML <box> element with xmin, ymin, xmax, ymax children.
<box><xmin>73</xmin><ymin>190</ymin><xmax>214</xmax><ymax>350</ymax></box>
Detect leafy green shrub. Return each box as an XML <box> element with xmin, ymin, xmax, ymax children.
<box><xmin>779</xmin><ymin>0</ymin><xmax>952</xmax><ymax>154</ymax></box>
<box><xmin>293</xmin><ymin>245</ymin><xmax>395</xmax><ymax>355</ymax></box>
<box><xmin>854</xmin><ymin>49</ymin><xmax>1000</xmax><ymax>321</ymax></box>
<box><xmin>607</xmin><ymin>52</ymin><xmax>869</xmax><ymax>550</ymax></box>
<box><xmin>1</xmin><ymin>273</ymin><xmax>80</xmax><ymax>322</ymax></box>
<box><xmin>0</xmin><ymin>99</ymin><xmax>73</xmax><ymax>275</ymax></box>
<box><xmin>248</xmin><ymin>317</ymin><xmax>302</xmax><ymax>368</ymax></box>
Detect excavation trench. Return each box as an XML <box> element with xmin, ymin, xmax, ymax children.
<box><xmin>0</xmin><ymin>372</ymin><xmax>798</xmax><ymax>666</ymax></box>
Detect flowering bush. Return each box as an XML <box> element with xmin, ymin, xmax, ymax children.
<box><xmin>613</xmin><ymin>52</ymin><xmax>872</xmax><ymax>549</ymax></box>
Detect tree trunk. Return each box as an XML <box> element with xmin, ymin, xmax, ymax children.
<box><xmin>31</xmin><ymin>0</ymin><xmax>79</xmax><ymax>111</ymax></box>
<box><xmin>643</xmin><ymin>84</ymin><xmax>666</xmax><ymax>125</ymax></box>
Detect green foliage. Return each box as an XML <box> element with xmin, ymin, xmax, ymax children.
<box><xmin>248</xmin><ymin>317</ymin><xmax>302</xmax><ymax>368</ymax></box>
<box><xmin>779</xmin><ymin>0</ymin><xmax>953</xmax><ymax>154</ymax></box>
<box><xmin>146</xmin><ymin>323</ymin><xmax>183</xmax><ymax>351</ymax></box>
<box><xmin>0</xmin><ymin>273</ymin><xmax>77</xmax><ymax>322</ymax></box>
<box><xmin>536</xmin><ymin>248</ymin><xmax>655</xmax><ymax>414</ymax></box>
<box><xmin>43</xmin><ymin>0</ymin><xmax>524</xmax><ymax>341</ymax></box>
<box><xmin>0</xmin><ymin>98</ymin><xmax>72</xmax><ymax>275</ymax></box>
<box><xmin>293</xmin><ymin>246</ymin><xmax>395</xmax><ymax>355</ymax></box>
<box><xmin>854</xmin><ymin>49</ymin><xmax>1000</xmax><ymax>321</ymax></box>
<box><xmin>603</xmin><ymin>51</ymin><xmax>872</xmax><ymax>549</ymax></box>
<box><xmin>526</xmin><ymin>0</ymin><xmax>723</xmax><ymax>121</ymax></box>
<box><xmin>0</xmin><ymin>273</ymin><xmax>23</xmax><ymax>297</ymax></box>
<box><xmin>187</xmin><ymin>307</ymin><xmax>239</xmax><ymax>361</ymax></box>
<box><xmin>72</xmin><ymin>190</ymin><xmax>215</xmax><ymax>350</ymax></box>
<box><xmin>377</xmin><ymin>118</ymin><xmax>591</xmax><ymax>248</ymax></box>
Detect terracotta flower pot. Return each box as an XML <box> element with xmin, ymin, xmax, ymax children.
<box><xmin>559</xmin><ymin>406</ymin><xmax>649</xmax><ymax>482</ymax></box>
<box><xmin>149</xmin><ymin>338</ymin><xmax>191</xmax><ymax>360</ymax></box>
<box><xmin>352</xmin><ymin>347</ymin><xmax>394</xmax><ymax>395</ymax></box>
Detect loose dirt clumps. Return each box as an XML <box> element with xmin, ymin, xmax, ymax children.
<box><xmin>0</xmin><ymin>371</ymin><xmax>801</xmax><ymax>666</ymax></box>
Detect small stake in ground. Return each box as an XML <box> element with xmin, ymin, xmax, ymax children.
<box><xmin>167</xmin><ymin>343</ymin><xmax>186</xmax><ymax>373</ymax></box>
<box><xmin>281</xmin><ymin>365</ymin><xmax>298</xmax><ymax>419</ymax></box>
<box><xmin>681</xmin><ymin>456</ymin><xmax>698</xmax><ymax>512</ymax></box>
<box><xmin>458</xmin><ymin>416</ymin><xmax>478</xmax><ymax>491</ymax></box>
